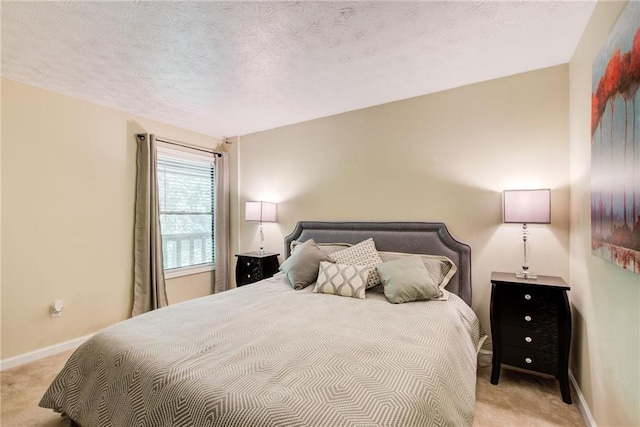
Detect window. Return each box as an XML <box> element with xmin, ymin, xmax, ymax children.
<box><xmin>157</xmin><ymin>147</ymin><xmax>215</xmax><ymax>277</ymax></box>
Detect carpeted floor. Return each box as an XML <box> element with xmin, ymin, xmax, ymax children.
<box><xmin>1</xmin><ymin>349</ymin><xmax>76</xmax><ymax>427</ymax></box>
<box><xmin>474</xmin><ymin>353</ymin><xmax>585</xmax><ymax>426</ymax></box>
<box><xmin>1</xmin><ymin>350</ymin><xmax>585</xmax><ymax>426</ymax></box>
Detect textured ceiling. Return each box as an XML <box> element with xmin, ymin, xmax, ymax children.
<box><xmin>1</xmin><ymin>1</ymin><xmax>596</xmax><ymax>138</ymax></box>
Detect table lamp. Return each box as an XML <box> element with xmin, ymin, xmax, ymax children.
<box><xmin>503</xmin><ymin>189</ymin><xmax>551</xmax><ymax>279</ymax></box>
<box><xmin>245</xmin><ymin>201</ymin><xmax>277</xmax><ymax>254</ymax></box>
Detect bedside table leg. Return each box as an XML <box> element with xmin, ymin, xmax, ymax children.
<box><xmin>490</xmin><ymin>357</ymin><xmax>500</xmax><ymax>384</ymax></box>
<box><xmin>489</xmin><ymin>282</ymin><xmax>501</xmax><ymax>385</ymax></box>
<box><xmin>558</xmin><ymin>289</ymin><xmax>572</xmax><ymax>404</ymax></box>
<box><xmin>559</xmin><ymin>372</ymin><xmax>572</xmax><ymax>404</ymax></box>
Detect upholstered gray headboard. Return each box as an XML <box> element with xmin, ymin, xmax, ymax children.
<box><xmin>284</xmin><ymin>221</ymin><xmax>472</xmax><ymax>306</ymax></box>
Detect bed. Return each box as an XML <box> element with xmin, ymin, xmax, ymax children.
<box><xmin>40</xmin><ymin>221</ymin><xmax>484</xmax><ymax>426</ymax></box>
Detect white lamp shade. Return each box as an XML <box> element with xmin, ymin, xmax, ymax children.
<box><xmin>503</xmin><ymin>189</ymin><xmax>551</xmax><ymax>224</ymax></box>
<box><xmin>245</xmin><ymin>201</ymin><xmax>277</xmax><ymax>222</ymax></box>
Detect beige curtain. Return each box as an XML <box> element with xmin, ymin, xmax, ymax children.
<box><xmin>214</xmin><ymin>152</ymin><xmax>231</xmax><ymax>293</ymax></box>
<box><xmin>132</xmin><ymin>133</ymin><xmax>168</xmax><ymax>316</ymax></box>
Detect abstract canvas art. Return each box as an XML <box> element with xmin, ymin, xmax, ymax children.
<box><xmin>591</xmin><ymin>1</ymin><xmax>640</xmax><ymax>274</ymax></box>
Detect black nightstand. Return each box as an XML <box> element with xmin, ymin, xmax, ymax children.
<box><xmin>235</xmin><ymin>252</ymin><xmax>280</xmax><ymax>287</ymax></box>
<box><xmin>490</xmin><ymin>271</ymin><xmax>572</xmax><ymax>404</ymax></box>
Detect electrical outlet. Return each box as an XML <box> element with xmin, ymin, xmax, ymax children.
<box><xmin>50</xmin><ymin>300</ymin><xmax>64</xmax><ymax>318</ymax></box>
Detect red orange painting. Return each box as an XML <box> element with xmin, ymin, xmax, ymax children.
<box><xmin>591</xmin><ymin>1</ymin><xmax>640</xmax><ymax>274</ymax></box>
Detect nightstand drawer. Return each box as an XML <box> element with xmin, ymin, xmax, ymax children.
<box><xmin>499</xmin><ymin>285</ymin><xmax>553</xmax><ymax>301</ymax></box>
<box><xmin>501</xmin><ymin>345</ymin><xmax>557</xmax><ymax>375</ymax></box>
<box><xmin>502</xmin><ymin>324</ymin><xmax>557</xmax><ymax>351</ymax></box>
<box><xmin>498</xmin><ymin>286</ymin><xmax>558</xmax><ymax>310</ymax></box>
<box><xmin>500</xmin><ymin>306</ymin><xmax>558</xmax><ymax>329</ymax></box>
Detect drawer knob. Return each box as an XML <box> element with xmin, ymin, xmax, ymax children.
<box><xmin>524</xmin><ymin>315</ymin><xmax>532</xmax><ymax>322</ymax></box>
<box><xmin>524</xmin><ymin>294</ymin><xmax>532</xmax><ymax>300</ymax></box>
<box><xmin>525</xmin><ymin>357</ymin><xmax>533</xmax><ymax>364</ymax></box>
<box><xmin>525</xmin><ymin>336</ymin><xmax>533</xmax><ymax>343</ymax></box>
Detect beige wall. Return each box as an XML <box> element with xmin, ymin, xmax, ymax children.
<box><xmin>166</xmin><ymin>271</ymin><xmax>214</xmax><ymax>305</ymax></box>
<box><xmin>569</xmin><ymin>1</ymin><xmax>640</xmax><ymax>426</ymax></box>
<box><xmin>1</xmin><ymin>79</ymin><xmax>221</xmax><ymax>359</ymax></box>
<box><xmin>235</xmin><ymin>65</ymin><xmax>571</xmax><ymax>345</ymax></box>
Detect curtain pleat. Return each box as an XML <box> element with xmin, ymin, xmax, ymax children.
<box><xmin>132</xmin><ymin>133</ymin><xmax>169</xmax><ymax>316</ymax></box>
<box><xmin>214</xmin><ymin>152</ymin><xmax>231</xmax><ymax>293</ymax></box>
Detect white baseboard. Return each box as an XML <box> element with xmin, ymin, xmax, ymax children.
<box><xmin>0</xmin><ymin>334</ymin><xmax>93</xmax><ymax>371</ymax></box>
<box><xmin>569</xmin><ymin>370</ymin><xmax>597</xmax><ymax>427</ymax></box>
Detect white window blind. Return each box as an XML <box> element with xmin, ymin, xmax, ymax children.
<box><xmin>157</xmin><ymin>150</ymin><xmax>215</xmax><ymax>271</ymax></box>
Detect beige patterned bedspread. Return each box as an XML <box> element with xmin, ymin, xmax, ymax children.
<box><xmin>40</xmin><ymin>275</ymin><xmax>484</xmax><ymax>427</ymax></box>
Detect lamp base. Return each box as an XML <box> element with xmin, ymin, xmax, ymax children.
<box><xmin>516</xmin><ymin>271</ymin><xmax>537</xmax><ymax>280</ymax></box>
<box><xmin>258</xmin><ymin>222</ymin><xmax>265</xmax><ymax>255</ymax></box>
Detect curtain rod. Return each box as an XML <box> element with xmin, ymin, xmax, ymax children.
<box><xmin>151</xmin><ymin>135</ymin><xmax>222</xmax><ymax>157</ymax></box>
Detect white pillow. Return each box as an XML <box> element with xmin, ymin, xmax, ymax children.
<box><xmin>290</xmin><ymin>240</ymin><xmax>351</xmax><ymax>256</ymax></box>
<box><xmin>328</xmin><ymin>238</ymin><xmax>383</xmax><ymax>288</ymax></box>
<box><xmin>314</xmin><ymin>262</ymin><xmax>368</xmax><ymax>299</ymax></box>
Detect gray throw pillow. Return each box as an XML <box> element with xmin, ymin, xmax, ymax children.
<box><xmin>279</xmin><ymin>239</ymin><xmax>331</xmax><ymax>290</ymax></box>
<box><xmin>375</xmin><ymin>256</ymin><xmax>442</xmax><ymax>304</ymax></box>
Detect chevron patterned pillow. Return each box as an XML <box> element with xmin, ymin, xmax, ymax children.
<box><xmin>313</xmin><ymin>261</ymin><xmax>368</xmax><ymax>299</ymax></box>
<box><xmin>328</xmin><ymin>238</ymin><xmax>383</xmax><ymax>288</ymax></box>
